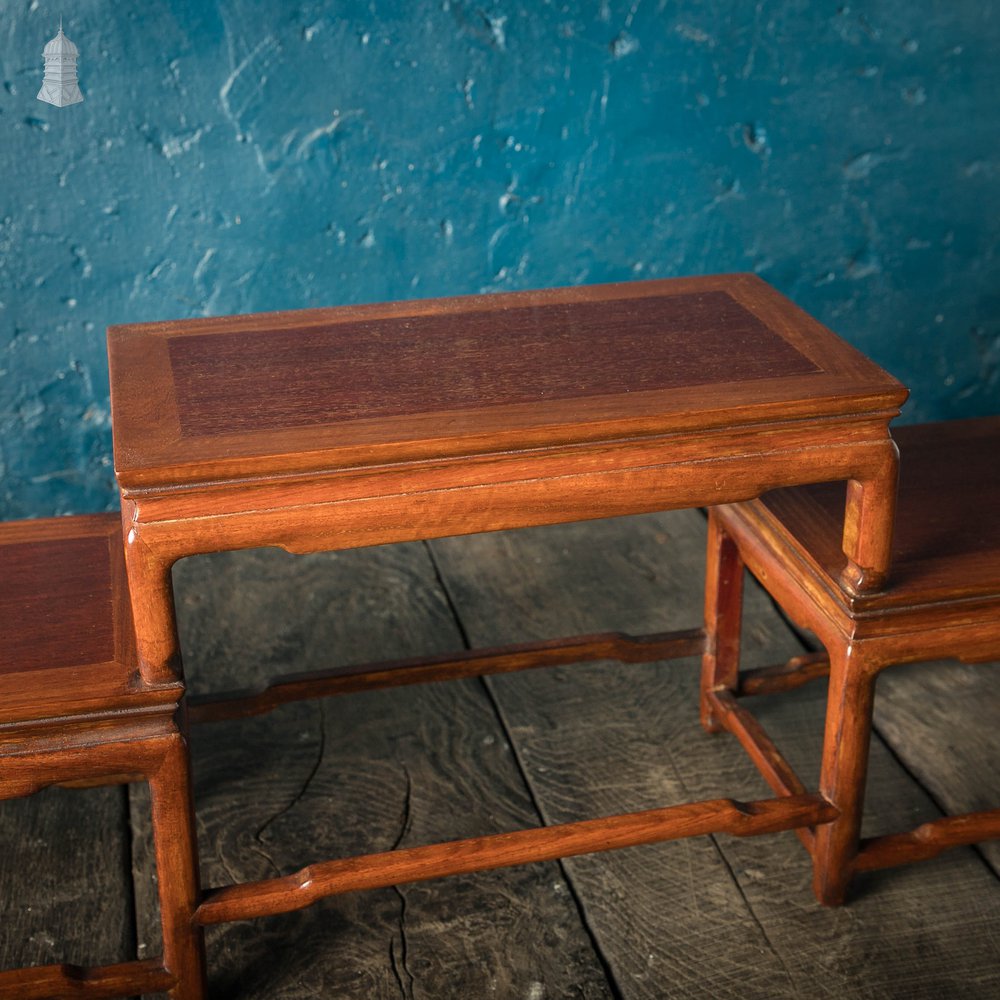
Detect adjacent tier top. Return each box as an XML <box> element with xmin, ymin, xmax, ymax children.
<box><xmin>0</xmin><ymin>514</ymin><xmax>179</xmax><ymax>723</ymax></box>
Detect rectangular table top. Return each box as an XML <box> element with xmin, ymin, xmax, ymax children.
<box><xmin>107</xmin><ymin>274</ymin><xmax>906</xmax><ymax>491</ymax></box>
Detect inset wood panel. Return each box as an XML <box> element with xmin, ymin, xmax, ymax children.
<box><xmin>0</xmin><ymin>515</ymin><xmax>177</xmax><ymax>724</ymax></box>
<box><xmin>0</xmin><ymin>535</ymin><xmax>113</xmax><ymax>674</ymax></box>
<box><xmin>167</xmin><ymin>291</ymin><xmax>819</xmax><ymax>436</ymax></box>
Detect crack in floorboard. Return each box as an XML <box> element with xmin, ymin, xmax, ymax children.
<box><xmin>252</xmin><ymin>702</ymin><xmax>327</xmax><ymax>875</ymax></box>
<box><xmin>423</xmin><ymin>539</ymin><xmax>625</xmax><ymax>999</ymax></box>
<box><xmin>389</xmin><ymin>765</ymin><xmax>416</xmax><ymax>999</ymax></box>
<box><xmin>423</xmin><ymin>540</ymin><xmax>474</xmax><ymax>651</ymax></box>
<box><xmin>707</xmin><ymin>833</ymin><xmax>801</xmax><ymax>992</ymax></box>
<box><xmin>389</xmin><ymin>889</ymin><xmax>416</xmax><ymax>1000</ymax></box>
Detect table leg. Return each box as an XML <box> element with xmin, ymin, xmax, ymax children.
<box><xmin>839</xmin><ymin>437</ymin><xmax>899</xmax><ymax>594</ymax></box>
<box><xmin>701</xmin><ymin>511</ymin><xmax>744</xmax><ymax>733</ymax></box>
<box><xmin>151</xmin><ymin>727</ymin><xmax>207</xmax><ymax>999</ymax></box>
<box><xmin>122</xmin><ymin>510</ymin><xmax>184</xmax><ymax>686</ymax></box>
<box><xmin>812</xmin><ymin>644</ymin><xmax>881</xmax><ymax>905</ymax></box>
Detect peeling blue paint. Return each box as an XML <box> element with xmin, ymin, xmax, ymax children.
<box><xmin>1</xmin><ymin>1</ymin><xmax>999</xmax><ymax>517</ymax></box>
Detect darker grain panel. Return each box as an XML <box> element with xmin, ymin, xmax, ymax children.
<box><xmin>0</xmin><ymin>536</ymin><xmax>114</xmax><ymax>674</ymax></box>
<box><xmin>168</xmin><ymin>292</ymin><xmax>819</xmax><ymax>436</ymax></box>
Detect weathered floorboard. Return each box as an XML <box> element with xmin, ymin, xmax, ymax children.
<box><xmin>873</xmin><ymin>661</ymin><xmax>1000</xmax><ymax>876</ymax></box>
<box><xmin>131</xmin><ymin>541</ymin><xmax>612</xmax><ymax>998</ymax></box>
<box><xmin>429</xmin><ymin>510</ymin><xmax>1000</xmax><ymax>999</ymax></box>
<box><xmin>0</xmin><ymin>786</ymin><xmax>133</xmax><ymax>976</ymax></box>
<box><xmin>431</xmin><ymin>512</ymin><xmax>803</xmax><ymax>999</ymax></box>
<box><xmin>5</xmin><ymin>510</ymin><xmax>998</xmax><ymax>998</ymax></box>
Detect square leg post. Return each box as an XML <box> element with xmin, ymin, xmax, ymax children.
<box><xmin>150</xmin><ymin>727</ymin><xmax>207</xmax><ymax>999</ymax></box>
<box><xmin>812</xmin><ymin>645</ymin><xmax>880</xmax><ymax>905</ymax></box>
<box><xmin>701</xmin><ymin>510</ymin><xmax>745</xmax><ymax>733</ymax></box>
<box><xmin>839</xmin><ymin>438</ymin><xmax>899</xmax><ymax>595</ymax></box>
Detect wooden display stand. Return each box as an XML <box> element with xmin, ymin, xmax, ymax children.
<box><xmin>705</xmin><ymin>417</ymin><xmax>1000</xmax><ymax>905</ymax></box>
<box><xmin>99</xmin><ymin>274</ymin><xmax>907</xmax><ymax>996</ymax></box>
<box><xmin>0</xmin><ymin>515</ymin><xmax>203</xmax><ymax>999</ymax></box>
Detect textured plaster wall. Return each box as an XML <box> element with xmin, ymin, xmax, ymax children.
<box><xmin>1</xmin><ymin>1</ymin><xmax>998</xmax><ymax>518</ymax></box>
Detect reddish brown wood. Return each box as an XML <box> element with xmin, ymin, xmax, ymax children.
<box><xmin>0</xmin><ymin>957</ymin><xmax>174</xmax><ymax>999</ymax></box>
<box><xmin>838</xmin><ymin>440</ymin><xmax>899</xmax><ymax>593</ymax></box>
<box><xmin>706</xmin><ymin>691</ymin><xmax>809</xmax><ymax>799</ymax></box>
<box><xmin>0</xmin><ymin>515</ymin><xmax>180</xmax><ymax>726</ymax></box>
<box><xmin>149</xmin><ymin>728</ymin><xmax>206</xmax><ymax>1000</ymax></box>
<box><xmin>738</xmin><ymin>652</ymin><xmax>831</xmax><ymax>697</ymax></box>
<box><xmin>0</xmin><ymin>516</ymin><xmax>205</xmax><ymax>1000</ymax></box>
<box><xmin>856</xmin><ymin>810</ymin><xmax>1000</xmax><ymax>872</ymax></box>
<box><xmin>167</xmin><ymin>291</ymin><xmax>819</xmax><ymax>436</ymax></box>
<box><xmin>187</xmin><ymin>627</ymin><xmax>705</xmax><ymax>723</ymax></box>
<box><xmin>0</xmin><ymin>534</ymin><xmax>114</xmax><ymax>673</ymax></box>
<box><xmin>709</xmin><ymin>416</ymin><xmax>1000</xmax><ymax>905</ymax></box>
<box><xmin>0</xmin><ymin>720</ymin><xmax>176</xmax><ymax>798</ymax></box>
<box><xmin>704</xmin><ymin>689</ymin><xmax>820</xmax><ymax>855</ymax></box>
<box><xmin>758</xmin><ymin>416</ymin><xmax>1000</xmax><ymax>613</ymax></box>
<box><xmin>194</xmin><ymin>793</ymin><xmax>838</xmax><ymax>926</ymax></box>
<box><xmin>700</xmin><ymin>512</ymin><xmax>745</xmax><ymax>732</ymax></box>
<box><xmin>108</xmin><ymin>275</ymin><xmax>904</xmax><ymax>488</ymax></box>
<box><xmin>107</xmin><ymin>276</ymin><xmax>905</xmax><ymax>686</ymax></box>
<box><xmin>812</xmin><ymin>646</ymin><xmax>879</xmax><ymax>905</ymax></box>
<box><xmin>99</xmin><ymin>276</ymin><xmax>905</xmax><ymax>983</ymax></box>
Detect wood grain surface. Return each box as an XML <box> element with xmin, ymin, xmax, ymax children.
<box><xmin>4</xmin><ymin>510</ymin><xmax>997</xmax><ymax>997</ymax></box>
<box><xmin>712</xmin><ymin>416</ymin><xmax>1000</xmax><ymax>902</ymax></box>
<box><xmin>108</xmin><ymin>274</ymin><xmax>906</xmax><ymax>488</ymax></box>
<box><xmin>143</xmin><ymin>540</ymin><xmax>612</xmax><ymax>998</ymax></box>
<box><xmin>166</xmin><ymin>291</ymin><xmax>818</xmax><ymax>436</ymax></box>
<box><xmin>0</xmin><ymin>535</ymin><xmax>113</xmax><ymax>674</ymax></box>
<box><xmin>429</xmin><ymin>510</ymin><xmax>1000</xmax><ymax>999</ymax></box>
<box><xmin>758</xmin><ymin>416</ymin><xmax>1000</xmax><ymax>610</ymax></box>
<box><xmin>0</xmin><ymin>514</ymin><xmax>157</xmax><ymax>725</ymax></box>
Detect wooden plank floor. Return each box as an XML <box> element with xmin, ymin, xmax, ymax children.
<box><xmin>2</xmin><ymin>509</ymin><xmax>998</xmax><ymax>998</ymax></box>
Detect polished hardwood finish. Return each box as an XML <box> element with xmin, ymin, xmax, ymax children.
<box><xmin>0</xmin><ymin>515</ymin><xmax>176</xmax><ymax>726</ymax></box>
<box><xmin>194</xmin><ymin>794</ymin><xmax>837</xmax><ymax>926</ymax></box>
<box><xmin>187</xmin><ymin>627</ymin><xmax>705</xmax><ymax>723</ymax></box>
<box><xmin>108</xmin><ymin>274</ymin><xmax>906</xmax><ymax>686</ymax></box>
<box><xmin>165</xmin><ymin>291</ymin><xmax>818</xmax><ymax>436</ymax></box>
<box><xmin>10</xmin><ymin>510</ymin><xmax>1000</xmax><ymax>996</ymax></box>
<box><xmin>426</xmin><ymin>509</ymin><xmax>1000</xmax><ymax>996</ymax></box>
<box><xmin>0</xmin><ymin>515</ymin><xmax>204</xmax><ymax>999</ymax></box>
<box><xmin>3</xmin><ymin>957</ymin><xmax>174</xmax><ymax>1000</ymax></box>
<box><xmin>705</xmin><ymin>416</ymin><xmax>1000</xmax><ymax>905</ymax></box>
<box><xmin>109</xmin><ymin>275</ymin><xmax>900</xmax><ymax>488</ymax></box>
<box><xmin>104</xmin><ymin>275</ymin><xmax>907</xmax><ymax>995</ymax></box>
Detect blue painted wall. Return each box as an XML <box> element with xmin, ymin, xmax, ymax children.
<box><xmin>2</xmin><ymin>1</ymin><xmax>998</xmax><ymax>518</ymax></box>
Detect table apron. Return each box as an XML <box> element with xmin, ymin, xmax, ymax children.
<box><xmin>123</xmin><ymin>434</ymin><xmax>893</xmax><ymax>561</ymax></box>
